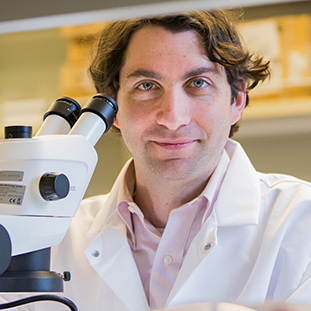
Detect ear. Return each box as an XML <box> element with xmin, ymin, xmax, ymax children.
<box><xmin>231</xmin><ymin>91</ymin><xmax>247</xmax><ymax>125</ymax></box>
<box><xmin>113</xmin><ymin>115</ymin><xmax>120</xmax><ymax>129</ymax></box>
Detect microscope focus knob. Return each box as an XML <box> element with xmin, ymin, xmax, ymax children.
<box><xmin>39</xmin><ymin>173</ymin><xmax>70</xmax><ymax>201</ymax></box>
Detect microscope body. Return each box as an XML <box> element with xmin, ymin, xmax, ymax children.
<box><xmin>0</xmin><ymin>134</ymin><xmax>97</xmax><ymax>257</ymax></box>
<box><xmin>0</xmin><ymin>94</ymin><xmax>118</xmax><ymax>291</ymax></box>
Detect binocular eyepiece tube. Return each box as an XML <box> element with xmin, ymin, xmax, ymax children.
<box><xmin>69</xmin><ymin>94</ymin><xmax>118</xmax><ymax>146</ymax></box>
<box><xmin>36</xmin><ymin>97</ymin><xmax>81</xmax><ymax>136</ymax></box>
<box><xmin>36</xmin><ymin>94</ymin><xmax>118</xmax><ymax>146</ymax></box>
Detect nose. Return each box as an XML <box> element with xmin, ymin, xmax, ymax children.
<box><xmin>156</xmin><ymin>89</ymin><xmax>192</xmax><ymax>130</ymax></box>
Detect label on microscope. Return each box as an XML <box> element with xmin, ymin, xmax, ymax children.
<box><xmin>0</xmin><ymin>171</ymin><xmax>24</xmax><ymax>182</ymax></box>
<box><xmin>0</xmin><ymin>184</ymin><xmax>26</xmax><ymax>205</ymax></box>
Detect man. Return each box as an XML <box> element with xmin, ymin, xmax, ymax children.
<box><xmin>51</xmin><ymin>10</ymin><xmax>311</xmax><ymax>311</ymax></box>
<box><xmin>9</xmin><ymin>9</ymin><xmax>311</xmax><ymax>311</ymax></box>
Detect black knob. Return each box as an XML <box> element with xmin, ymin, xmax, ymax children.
<box><xmin>62</xmin><ymin>271</ymin><xmax>71</xmax><ymax>282</ymax></box>
<box><xmin>39</xmin><ymin>173</ymin><xmax>70</xmax><ymax>201</ymax></box>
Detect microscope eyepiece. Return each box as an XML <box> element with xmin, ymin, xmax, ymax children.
<box><xmin>68</xmin><ymin>94</ymin><xmax>118</xmax><ymax>146</ymax></box>
<box><xmin>43</xmin><ymin>97</ymin><xmax>81</xmax><ymax>128</ymax></box>
<box><xmin>80</xmin><ymin>94</ymin><xmax>118</xmax><ymax>133</ymax></box>
<box><xmin>5</xmin><ymin>126</ymin><xmax>33</xmax><ymax>139</ymax></box>
<box><xmin>36</xmin><ymin>97</ymin><xmax>82</xmax><ymax>136</ymax></box>
<box><xmin>43</xmin><ymin>96</ymin><xmax>81</xmax><ymax>127</ymax></box>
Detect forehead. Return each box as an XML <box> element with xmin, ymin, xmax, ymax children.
<box><xmin>126</xmin><ymin>25</ymin><xmax>203</xmax><ymax>57</ymax></box>
<box><xmin>120</xmin><ymin>25</ymin><xmax>223</xmax><ymax>78</ymax></box>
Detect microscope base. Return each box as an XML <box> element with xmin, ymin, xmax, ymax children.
<box><xmin>0</xmin><ymin>248</ymin><xmax>63</xmax><ymax>292</ymax></box>
<box><xmin>0</xmin><ymin>271</ymin><xmax>63</xmax><ymax>292</ymax></box>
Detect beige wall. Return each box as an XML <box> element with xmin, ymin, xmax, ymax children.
<box><xmin>0</xmin><ymin>29</ymin><xmax>66</xmax><ymax>104</ymax></box>
<box><xmin>0</xmin><ymin>28</ymin><xmax>131</xmax><ymax>198</ymax></box>
<box><xmin>238</xmin><ymin>133</ymin><xmax>311</xmax><ymax>182</ymax></box>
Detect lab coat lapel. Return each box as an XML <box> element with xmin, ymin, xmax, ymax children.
<box><xmin>85</xmin><ymin>226</ymin><xmax>149</xmax><ymax>311</ymax></box>
<box><xmin>167</xmin><ymin>140</ymin><xmax>261</xmax><ymax>307</ymax></box>
<box><xmin>84</xmin><ymin>159</ymin><xmax>149</xmax><ymax>311</ymax></box>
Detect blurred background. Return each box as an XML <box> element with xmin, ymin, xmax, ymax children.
<box><xmin>0</xmin><ymin>0</ymin><xmax>310</xmax><ymax>197</ymax></box>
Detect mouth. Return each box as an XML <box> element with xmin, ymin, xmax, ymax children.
<box><xmin>151</xmin><ymin>140</ymin><xmax>197</xmax><ymax>150</ymax></box>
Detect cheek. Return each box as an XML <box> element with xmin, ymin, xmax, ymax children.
<box><xmin>116</xmin><ymin>91</ymin><xmax>135</xmax><ymax>128</ymax></box>
<box><xmin>116</xmin><ymin>102</ymin><xmax>152</xmax><ymax>147</ymax></box>
<box><xmin>117</xmin><ymin>104</ymin><xmax>152</xmax><ymax>130</ymax></box>
<box><xmin>117</xmin><ymin>92</ymin><xmax>156</xmax><ymax>129</ymax></box>
<box><xmin>196</xmin><ymin>103</ymin><xmax>233</xmax><ymax>137</ymax></box>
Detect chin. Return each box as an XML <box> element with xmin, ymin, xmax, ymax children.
<box><xmin>150</xmin><ymin>157</ymin><xmax>200</xmax><ymax>180</ymax></box>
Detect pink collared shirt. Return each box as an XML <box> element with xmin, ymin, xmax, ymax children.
<box><xmin>117</xmin><ymin>150</ymin><xmax>230</xmax><ymax>309</ymax></box>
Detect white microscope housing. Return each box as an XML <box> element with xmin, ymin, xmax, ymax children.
<box><xmin>0</xmin><ymin>94</ymin><xmax>118</xmax><ymax>291</ymax></box>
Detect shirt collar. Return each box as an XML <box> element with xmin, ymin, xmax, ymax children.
<box><xmin>213</xmin><ymin>139</ymin><xmax>261</xmax><ymax>226</ymax></box>
<box><xmin>200</xmin><ymin>149</ymin><xmax>230</xmax><ymax>223</ymax></box>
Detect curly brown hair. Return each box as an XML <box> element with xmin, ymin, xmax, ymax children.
<box><xmin>89</xmin><ymin>10</ymin><xmax>270</xmax><ymax>137</ymax></box>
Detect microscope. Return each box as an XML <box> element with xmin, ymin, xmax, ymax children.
<box><xmin>0</xmin><ymin>94</ymin><xmax>118</xmax><ymax>309</ymax></box>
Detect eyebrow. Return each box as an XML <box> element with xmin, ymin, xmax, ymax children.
<box><xmin>126</xmin><ymin>69</ymin><xmax>163</xmax><ymax>80</ymax></box>
<box><xmin>125</xmin><ymin>66</ymin><xmax>220</xmax><ymax>81</ymax></box>
<box><xmin>182</xmin><ymin>66</ymin><xmax>220</xmax><ymax>80</ymax></box>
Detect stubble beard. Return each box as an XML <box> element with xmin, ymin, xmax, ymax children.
<box><xmin>142</xmin><ymin>141</ymin><xmax>216</xmax><ymax>182</ymax></box>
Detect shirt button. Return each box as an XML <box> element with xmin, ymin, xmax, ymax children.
<box><xmin>163</xmin><ymin>255</ymin><xmax>173</xmax><ymax>265</ymax></box>
<box><xmin>128</xmin><ymin>205</ymin><xmax>135</xmax><ymax>213</ymax></box>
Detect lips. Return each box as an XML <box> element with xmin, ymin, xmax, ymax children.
<box><xmin>152</xmin><ymin>140</ymin><xmax>196</xmax><ymax>150</ymax></box>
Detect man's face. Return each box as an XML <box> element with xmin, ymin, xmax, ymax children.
<box><xmin>116</xmin><ymin>25</ymin><xmax>245</xmax><ymax>182</ymax></box>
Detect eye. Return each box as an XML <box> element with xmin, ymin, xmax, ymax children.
<box><xmin>138</xmin><ymin>81</ymin><xmax>154</xmax><ymax>90</ymax></box>
<box><xmin>191</xmin><ymin>78</ymin><xmax>208</xmax><ymax>88</ymax></box>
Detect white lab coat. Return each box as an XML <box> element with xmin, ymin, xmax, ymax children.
<box><xmin>1</xmin><ymin>140</ymin><xmax>311</xmax><ymax>310</ymax></box>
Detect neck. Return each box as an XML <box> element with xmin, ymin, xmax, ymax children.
<box><xmin>133</xmin><ymin>168</ymin><xmax>210</xmax><ymax>228</ymax></box>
